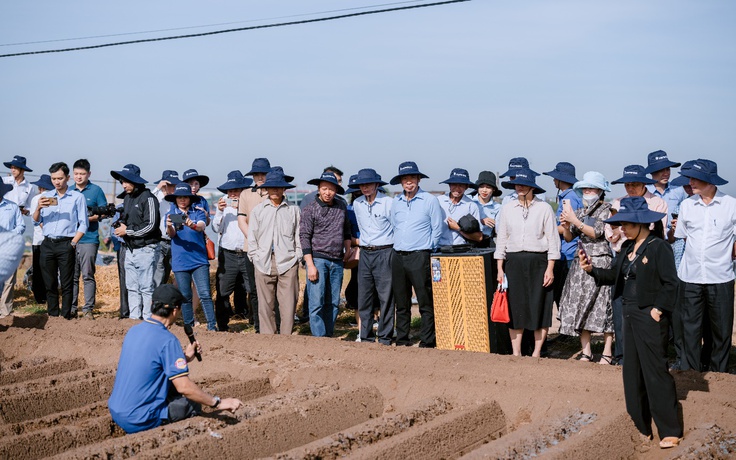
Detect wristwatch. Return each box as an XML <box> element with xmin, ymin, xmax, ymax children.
<box><xmin>211</xmin><ymin>396</ymin><xmax>221</xmax><ymax>408</ymax></box>
<box><xmin>578</xmin><ymin>222</ymin><xmax>585</xmax><ymax>231</ymax></box>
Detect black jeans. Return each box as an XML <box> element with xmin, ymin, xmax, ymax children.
<box><xmin>358</xmin><ymin>248</ymin><xmax>394</xmax><ymax>344</ymax></box>
<box><xmin>31</xmin><ymin>245</ymin><xmax>47</xmax><ymax>304</ymax></box>
<box><xmin>117</xmin><ymin>246</ymin><xmax>129</xmax><ymax>318</ymax></box>
<box><xmin>215</xmin><ymin>249</ymin><xmax>252</xmax><ymax>331</ymax></box>
<box><xmin>164</xmin><ymin>388</ymin><xmax>201</xmax><ymax>424</ymax></box>
<box><xmin>392</xmin><ymin>250</ymin><xmax>435</xmax><ymax>348</ymax></box>
<box><xmin>40</xmin><ymin>237</ymin><xmax>76</xmax><ymax>318</ymax></box>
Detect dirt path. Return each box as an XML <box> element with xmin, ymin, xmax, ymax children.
<box><xmin>2</xmin><ymin>315</ymin><xmax>736</xmax><ymax>459</ymax></box>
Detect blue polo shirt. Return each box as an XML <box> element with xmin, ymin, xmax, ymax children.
<box><xmin>35</xmin><ymin>189</ymin><xmax>88</xmax><ymax>238</ymax></box>
<box><xmin>0</xmin><ymin>199</ymin><xmax>25</xmax><ymax>234</ymax></box>
<box><xmin>473</xmin><ymin>196</ymin><xmax>501</xmax><ymax>238</ymax></box>
<box><xmin>354</xmin><ymin>193</ymin><xmax>393</xmax><ymax>246</ymax></box>
<box><xmin>108</xmin><ymin>319</ymin><xmax>189</xmax><ymax>434</ymax></box>
<box><xmin>391</xmin><ymin>188</ymin><xmax>443</xmax><ymax>251</ymax></box>
<box><xmin>557</xmin><ymin>188</ymin><xmax>582</xmax><ymax>261</ymax></box>
<box><xmin>76</xmin><ymin>181</ymin><xmax>108</xmax><ymax>244</ymax></box>
<box><xmin>647</xmin><ymin>183</ymin><xmax>687</xmax><ymax>229</ymax></box>
<box><xmin>168</xmin><ymin>207</ymin><xmax>208</xmax><ymax>272</ymax></box>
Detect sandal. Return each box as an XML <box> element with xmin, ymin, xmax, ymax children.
<box><xmin>599</xmin><ymin>354</ymin><xmax>614</xmax><ymax>365</ymax></box>
<box><xmin>659</xmin><ymin>437</ymin><xmax>682</xmax><ymax>449</ymax></box>
<box><xmin>577</xmin><ymin>352</ymin><xmax>593</xmax><ymax>362</ymax></box>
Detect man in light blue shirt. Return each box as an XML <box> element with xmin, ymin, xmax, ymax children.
<box><xmin>33</xmin><ymin>162</ymin><xmax>88</xmax><ymax>319</ymax></box>
<box><xmin>645</xmin><ymin>150</ymin><xmax>687</xmax><ymax>230</ymax></box>
<box><xmin>389</xmin><ymin>161</ymin><xmax>442</xmax><ymax>348</ymax></box>
<box><xmin>0</xmin><ymin>182</ymin><xmax>26</xmax><ymax>317</ymax></box>
<box><xmin>353</xmin><ymin>168</ymin><xmax>394</xmax><ymax>344</ymax></box>
<box><xmin>437</xmin><ymin>168</ymin><xmax>483</xmax><ymax>247</ymax></box>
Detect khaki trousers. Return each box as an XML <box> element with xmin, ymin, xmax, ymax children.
<box><xmin>256</xmin><ymin>256</ymin><xmax>298</xmax><ymax>335</ymax></box>
<box><xmin>0</xmin><ymin>271</ymin><xmax>16</xmax><ymax>317</ymax></box>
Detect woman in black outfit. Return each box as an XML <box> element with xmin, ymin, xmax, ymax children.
<box><xmin>580</xmin><ymin>196</ymin><xmax>683</xmax><ymax>449</ymax></box>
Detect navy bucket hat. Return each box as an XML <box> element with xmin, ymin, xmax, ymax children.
<box><xmin>345</xmin><ymin>174</ymin><xmax>360</xmax><ymax>194</ymax></box>
<box><xmin>390</xmin><ymin>161</ymin><xmax>429</xmax><ymax>185</ymax></box>
<box><xmin>501</xmin><ymin>168</ymin><xmax>546</xmax><ymax>195</ymax></box>
<box><xmin>111</xmin><ymin>164</ymin><xmax>147</xmax><ymax>185</ymax></box>
<box><xmin>670</xmin><ymin>160</ymin><xmax>696</xmax><ymax>187</ymax></box>
<box><xmin>500</xmin><ymin>157</ymin><xmax>540</xmax><ymax>178</ymax></box>
<box><xmin>164</xmin><ymin>183</ymin><xmax>198</xmax><ymax>202</ymax></box>
<box><xmin>154</xmin><ymin>170</ymin><xmax>181</xmax><ymax>185</ymax></box>
<box><xmin>3</xmin><ymin>155</ymin><xmax>32</xmax><ymax>172</ymax></box>
<box><xmin>604</xmin><ymin>196</ymin><xmax>666</xmax><ymax>225</ymax></box>
<box><xmin>258</xmin><ymin>168</ymin><xmax>296</xmax><ymax>189</ymax></box>
<box><xmin>308</xmin><ymin>171</ymin><xmax>345</xmax><ymax>195</ymax></box>
<box><xmin>352</xmin><ymin>168</ymin><xmax>388</xmax><ymax>187</ymax></box>
<box><xmin>679</xmin><ymin>158</ymin><xmax>728</xmax><ymax>186</ymax></box>
<box><xmin>644</xmin><ymin>150</ymin><xmax>681</xmax><ymax>174</ymax></box>
<box><xmin>0</xmin><ymin>182</ymin><xmax>12</xmax><ymax>199</ymax></box>
<box><xmin>610</xmin><ymin>165</ymin><xmax>657</xmax><ymax>185</ymax></box>
<box><xmin>543</xmin><ymin>162</ymin><xmax>578</xmax><ymax>185</ymax></box>
<box><xmin>217</xmin><ymin>170</ymin><xmax>253</xmax><ymax>192</ymax></box>
<box><xmin>182</xmin><ymin>169</ymin><xmax>210</xmax><ymax>187</ymax></box>
<box><xmin>440</xmin><ymin>168</ymin><xmax>477</xmax><ymax>188</ymax></box>
<box><xmin>30</xmin><ymin>174</ymin><xmax>54</xmax><ymax>191</ymax></box>
<box><xmin>246</xmin><ymin>158</ymin><xmax>271</xmax><ymax>176</ymax></box>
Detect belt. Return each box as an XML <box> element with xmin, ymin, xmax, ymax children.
<box><xmin>393</xmin><ymin>249</ymin><xmax>431</xmax><ymax>256</ymax></box>
<box><xmin>360</xmin><ymin>244</ymin><xmax>393</xmax><ymax>251</ymax></box>
<box><xmin>222</xmin><ymin>247</ymin><xmax>247</xmax><ymax>255</ymax></box>
<box><xmin>47</xmin><ymin>236</ymin><xmax>73</xmax><ymax>243</ymax></box>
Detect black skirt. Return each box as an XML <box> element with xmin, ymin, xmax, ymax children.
<box><xmin>505</xmin><ymin>251</ymin><xmax>554</xmax><ymax>330</ymax></box>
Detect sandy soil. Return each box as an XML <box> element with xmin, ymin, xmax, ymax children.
<box><xmin>2</xmin><ymin>313</ymin><xmax>736</xmax><ymax>459</ymax></box>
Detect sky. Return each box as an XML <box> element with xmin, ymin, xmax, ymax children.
<box><xmin>1</xmin><ymin>0</ymin><xmax>735</xmax><ymax>198</ymax></box>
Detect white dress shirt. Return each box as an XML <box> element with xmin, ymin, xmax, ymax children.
<box><xmin>495</xmin><ymin>197</ymin><xmax>561</xmax><ymax>260</ymax></box>
<box><xmin>3</xmin><ymin>176</ymin><xmax>35</xmax><ymax>209</ymax></box>
<box><xmin>213</xmin><ymin>205</ymin><xmax>244</xmax><ymax>251</ymax></box>
<box><xmin>29</xmin><ymin>194</ymin><xmax>45</xmax><ymax>245</ymax></box>
<box><xmin>674</xmin><ymin>191</ymin><xmax>736</xmax><ymax>284</ymax></box>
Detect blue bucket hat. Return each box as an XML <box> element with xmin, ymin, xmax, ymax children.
<box><xmin>245</xmin><ymin>158</ymin><xmax>271</xmax><ymax>176</ymax></box>
<box><xmin>345</xmin><ymin>174</ymin><xmax>360</xmax><ymax>194</ymax></box>
<box><xmin>154</xmin><ymin>170</ymin><xmax>182</xmax><ymax>185</ymax></box>
<box><xmin>501</xmin><ymin>168</ymin><xmax>546</xmax><ymax>194</ymax></box>
<box><xmin>543</xmin><ymin>162</ymin><xmax>578</xmax><ymax>185</ymax></box>
<box><xmin>572</xmin><ymin>171</ymin><xmax>611</xmax><ymax>197</ymax></box>
<box><xmin>217</xmin><ymin>170</ymin><xmax>253</xmax><ymax>193</ymax></box>
<box><xmin>604</xmin><ymin>196</ymin><xmax>666</xmax><ymax>225</ymax></box>
<box><xmin>679</xmin><ymin>158</ymin><xmax>728</xmax><ymax>186</ymax></box>
<box><xmin>164</xmin><ymin>183</ymin><xmax>198</xmax><ymax>202</ymax></box>
<box><xmin>500</xmin><ymin>157</ymin><xmax>540</xmax><ymax>178</ymax></box>
<box><xmin>308</xmin><ymin>171</ymin><xmax>345</xmax><ymax>194</ymax></box>
<box><xmin>182</xmin><ymin>169</ymin><xmax>210</xmax><ymax>187</ymax></box>
<box><xmin>390</xmin><ymin>161</ymin><xmax>429</xmax><ymax>185</ymax></box>
<box><xmin>0</xmin><ymin>182</ymin><xmax>12</xmax><ymax>199</ymax></box>
<box><xmin>111</xmin><ymin>164</ymin><xmax>147</xmax><ymax>185</ymax></box>
<box><xmin>30</xmin><ymin>174</ymin><xmax>54</xmax><ymax>191</ymax></box>
<box><xmin>352</xmin><ymin>168</ymin><xmax>388</xmax><ymax>187</ymax></box>
<box><xmin>258</xmin><ymin>168</ymin><xmax>296</xmax><ymax>189</ymax></box>
<box><xmin>3</xmin><ymin>155</ymin><xmax>33</xmax><ymax>172</ymax></box>
<box><xmin>440</xmin><ymin>168</ymin><xmax>477</xmax><ymax>188</ymax></box>
<box><xmin>610</xmin><ymin>165</ymin><xmax>657</xmax><ymax>185</ymax></box>
<box><xmin>644</xmin><ymin>150</ymin><xmax>681</xmax><ymax>174</ymax></box>
<box><xmin>670</xmin><ymin>160</ymin><xmax>696</xmax><ymax>187</ymax></box>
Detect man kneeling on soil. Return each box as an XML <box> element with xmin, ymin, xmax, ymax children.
<box><xmin>108</xmin><ymin>284</ymin><xmax>243</xmax><ymax>434</ymax></box>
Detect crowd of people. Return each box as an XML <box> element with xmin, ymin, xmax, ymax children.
<box><xmin>1</xmin><ymin>150</ymin><xmax>734</xmax><ymax>446</ymax></box>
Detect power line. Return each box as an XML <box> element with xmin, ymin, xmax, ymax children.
<box><xmin>0</xmin><ymin>1</ymin><xmax>428</xmax><ymax>47</ymax></box>
<box><xmin>0</xmin><ymin>0</ymin><xmax>470</xmax><ymax>59</ymax></box>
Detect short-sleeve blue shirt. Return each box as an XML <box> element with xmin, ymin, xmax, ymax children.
<box><xmin>108</xmin><ymin>319</ymin><xmax>189</xmax><ymax>434</ymax></box>
<box><xmin>76</xmin><ymin>181</ymin><xmax>108</xmax><ymax>244</ymax></box>
<box><xmin>557</xmin><ymin>189</ymin><xmax>583</xmax><ymax>260</ymax></box>
<box><xmin>168</xmin><ymin>206</ymin><xmax>209</xmax><ymax>272</ymax></box>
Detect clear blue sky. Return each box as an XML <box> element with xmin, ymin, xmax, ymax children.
<box><xmin>1</xmin><ymin>0</ymin><xmax>735</xmax><ymax>197</ymax></box>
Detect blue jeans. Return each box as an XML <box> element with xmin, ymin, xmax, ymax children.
<box><xmin>307</xmin><ymin>258</ymin><xmax>344</xmax><ymax>337</ymax></box>
<box><xmin>174</xmin><ymin>265</ymin><xmax>217</xmax><ymax>331</ymax></box>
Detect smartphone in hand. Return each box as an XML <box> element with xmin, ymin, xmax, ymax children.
<box><xmin>47</xmin><ymin>196</ymin><xmax>59</xmax><ymax>206</ymax></box>
<box><xmin>577</xmin><ymin>240</ymin><xmax>589</xmax><ymax>263</ymax></box>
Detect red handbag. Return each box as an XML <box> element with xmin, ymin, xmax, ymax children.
<box><xmin>490</xmin><ymin>288</ymin><xmax>510</xmax><ymax>323</ymax></box>
<box><xmin>205</xmin><ymin>235</ymin><xmax>216</xmax><ymax>260</ymax></box>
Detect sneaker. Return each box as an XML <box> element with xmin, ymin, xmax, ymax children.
<box><xmin>355</xmin><ymin>336</ymin><xmax>361</xmax><ymax>342</ymax></box>
<box><xmin>83</xmin><ymin>311</ymin><xmax>95</xmax><ymax>320</ymax></box>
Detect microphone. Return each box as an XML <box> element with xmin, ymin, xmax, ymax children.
<box><xmin>183</xmin><ymin>324</ymin><xmax>202</xmax><ymax>362</ymax></box>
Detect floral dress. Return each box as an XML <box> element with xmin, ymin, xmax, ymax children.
<box><xmin>558</xmin><ymin>201</ymin><xmax>614</xmax><ymax>335</ymax></box>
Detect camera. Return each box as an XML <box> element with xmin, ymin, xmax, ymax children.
<box><xmin>88</xmin><ymin>203</ymin><xmax>118</xmax><ymax>218</ymax></box>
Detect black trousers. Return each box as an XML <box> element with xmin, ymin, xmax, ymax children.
<box><xmin>680</xmin><ymin>280</ymin><xmax>734</xmax><ymax>373</ymax></box>
<box><xmin>622</xmin><ymin>300</ymin><xmax>682</xmax><ymax>439</ymax></box>
<box><xmin>242</xmin><ymin>254</ymin><xmax>260</xmax><ymax>332</ymax></box>
<box><xmin>552</xmin><ymin>258</ymin><xmax>571</xmax><ymax>309</ymax></box>
<box><xmin>358</xmin><ymin>248</ymin><xmax>394</xmax><ymax>344</ymax></box>
<box><xmin>164</xmin><ymin>387</ymin><xmax>201</xmax><ymax>424</ymax></box>
<box><xmin>392</xmin><ymin>250</ymin><xmax>435</xmax><ymax>348</ymax></box>
<box><xmin>215</xmin><ymin>249</ymin><xmax>252</xmax><ymax>331</ymax></box>
<box><xmin>117</xmin><ymin>247</ymin><xmax>129</xmax><ymax>318</ymax></box>
<box><xmin>31</xmin><ymin>245</ymin><xmax>47</xmax><ymax>304</ymax></box>
<box><xmin>40</xmin><ymin>238</ymin><xmax>76</xmax><ymax>318</ymax></box>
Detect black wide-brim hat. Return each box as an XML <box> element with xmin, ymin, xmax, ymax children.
<box><xmin>500</xmin><ymin>168</ymin><xmax>546</xmax><ymax>194</ymax></box>
<box><xmin>439</xmin><ymin>168</ymin><xmax>477</xmax><ymax>188</ymax></box>
<box><xmin>307</xmin><ymin>171</ymin><xmax>345</xmax><ymax>194</ymax></box>
<box><xmin>258</xmin><ymin>169</ymin><xmax>296</xmax><ymax>189</ymax></box>
<box><xmin>679</xmin><ymin>158</ymin><xmax>728</xmax><ymax>186</ymax></box>
<box><xmin>30</xmin><ymin>174</ymin><xmax>54</xmax><ymax>191</ymax></box>
<box><xmin>217</xmin><ymin>170</ymin><xmax>253</xmax><ymax>193</ymax></box>
<box><xmin>3</xmin><ymin>155</ymin><xmax>32</xmax><ymax>172</ymax></box>
<box><xmin>611</xmin><ymin>165</ymin><xmax>657</xmax><ymax>185</ymax></box>
<box><xmin>182</xmin><ymin>169</ymin><xmax>210</xmax><ymax>187</ymax></box>
<box><xmin>644</xmin><ymin>150</ymin><xmax>681</xmax><ymax>174</ymax></box>
<box><xmin>604</xmin><ymin>196</ymin><xmax>666</xmax><ymax>225</ymax></box>
<box><xmin>164</xmin><ymin>183</ymin><xmax>198</xmax><ymax>202</ymax></box>
<box><xmin>390</xmin><ymin>161</ymin><xmax>429</xmax><ymax>185</ymax></box>
<box><xmin>473</xmin><ymin>171</ymin><xmax>502</xmax><ymax>197</ymax></box>
<box><xmin>111</xmin><ymin>164</ymin><xmax>147</xmax><ymax>185</ymax></box>
<box><xmin>543</xmin><ymin>162</ymin><xmax>578</xmax><ymax>185</ymax></box>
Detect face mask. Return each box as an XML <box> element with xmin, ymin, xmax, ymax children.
<box><xmin>582</xmin><ymin>193</ymin><xmax>600</xmax><ymax>207</ymax></box>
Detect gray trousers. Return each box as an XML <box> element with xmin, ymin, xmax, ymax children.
<box><xmin>358</xmin><ymin>248</ymin><xmax>395</xmax><ymax>344</ymax></box>
<box><xmin>72</xmin><ymin>243</ymin><xmax>99</xmax><ymax>313</ymax></box>
<box><xmin>153</xmin><ymin>239</ymin><xmax>172</xmax><ymax>288</ymax></box>
<box><xmin>125</xmin><ymin>244</ymin><xmax>158</xmax><ymax>320</ymax></box>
